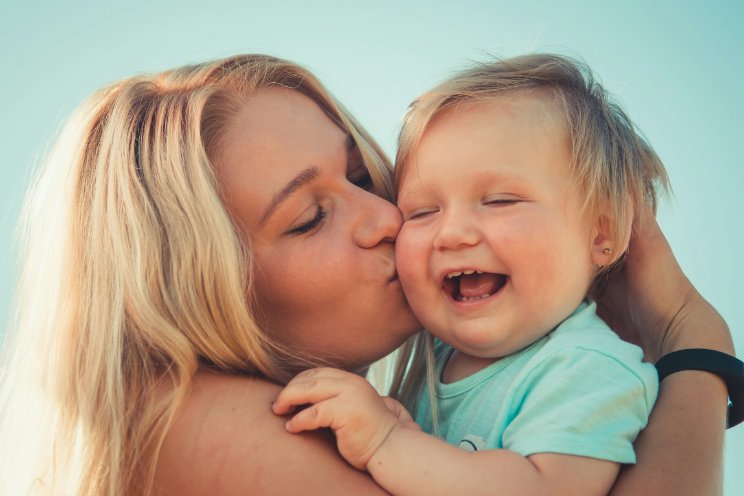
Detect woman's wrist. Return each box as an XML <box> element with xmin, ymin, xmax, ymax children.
<box><xmin>656</xmin><ymin>348</ymin><xmax>743</xmax><ymax>428</ymax></box>
<box><xmin>652</xmin><ymin>286</ymin><xmax>741</xmax><ymax>427</ymax></box>
<box><xmin>657</xmin><ymin>292</ymin><xmax>734</xmax><ymax>358</ymax></box>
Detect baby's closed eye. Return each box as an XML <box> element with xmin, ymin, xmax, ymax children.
<box><xmin>403</xmin><ymin>206</ymin><xmax>440</xmax><ymax>221</ymax></box>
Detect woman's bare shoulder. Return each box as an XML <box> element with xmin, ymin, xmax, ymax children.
<box><xmin>154</xmin><ymin>370</ymin><xmax>387</xmax><ymax>496</ymax></box>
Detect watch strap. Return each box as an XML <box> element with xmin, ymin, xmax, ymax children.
<box><xmin>656</xmin><ymin>348</ymin><xmax>743</xmax><ymax>429</ymax></box>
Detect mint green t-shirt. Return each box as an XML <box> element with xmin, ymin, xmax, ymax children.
<box><xmin>413</xmin><ymin>301</ymin><xmax>658</xmax><ymax>463</ymax></box>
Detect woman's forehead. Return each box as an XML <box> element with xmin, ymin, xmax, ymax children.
<box><xmin>227</xmin><ymin>88</ymin><xmax>346</xmax><ymax>151</ymax></box>
<box><xmin>213</xmin><ymin>88</ymin><xmax>350</xmax><ymax>229</ymax></box>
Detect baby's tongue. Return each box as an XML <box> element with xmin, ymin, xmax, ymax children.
<box><xmin>459</xmin><ymin>272</ymin><xmax>501</xmax><ymax>298</ymax></box>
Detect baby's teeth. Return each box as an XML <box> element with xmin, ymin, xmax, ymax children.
<box><xmin>446</xmin><ymin>269</ymin><xmax>486</xmax><ymax>279</ymax></box>
<box><xmin>460</xmin><ymin>292</ymin><xmax>493</xmax><ymax>302</ymax></box>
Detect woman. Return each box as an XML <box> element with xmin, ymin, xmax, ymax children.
<box><xmin>0</xmin><ymin>54</ymin><xmax>733</xmax><ymax>495</ymax></box>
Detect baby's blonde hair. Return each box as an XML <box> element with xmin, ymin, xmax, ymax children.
<box><xmin>0</xmin><ymin>54</ymin><xmax>393</xmax><ymax>496</ymax></box>
<box><xmin>390</xmin><ymin>53</ymin><xmax>670</xmax><ymax>417</ymax></box>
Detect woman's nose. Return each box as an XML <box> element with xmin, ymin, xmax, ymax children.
<box><xmin>432</xmin><ymin>209</ymin><xmax>480</xmax><ymax>251</ymax></box>
<box><xmin>352</xmin><ymin>191</ymin><xmax>402</xmax><ymax>248</ymax></box>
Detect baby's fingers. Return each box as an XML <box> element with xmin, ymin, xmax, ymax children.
<box><xmin>272</xmin><ymin>377</ymin><xmax>340</xmax><ymax>415</ymax></box>
<box><xmin>273</xmin><ymin>368</ymin><xmax>373</xmax><ymax>415</ymax></box>
<box><xmin>284</xmin><ymin>401</ymin><xmax>338</xmax><ymax>433</ymax></box>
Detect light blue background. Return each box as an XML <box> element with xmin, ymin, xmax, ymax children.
<box><xmin>1</xmin><ymin>0</ymin><xmax>741</xmax><ymax>492</ymax></box>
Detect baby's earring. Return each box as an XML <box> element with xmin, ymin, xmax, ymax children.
<box><xmin>595</xmin><ymin>247</ymin><xmax>612</xmax><ymax>269</ymax></box>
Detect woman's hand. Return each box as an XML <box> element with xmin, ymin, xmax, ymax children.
<box><xmin>595</xmin><ymin>206</ymin><xmax>734</xmax><ymax>361</ymax></box>
<box><xmin>598</xmin><ymin>206</ymin><xmax>733</xmax><ymax>495</ymax></box>
<box><xmin>273</xmin><ymin>367</ymin><xmax>418</xmax><ymax>471</ymax></box>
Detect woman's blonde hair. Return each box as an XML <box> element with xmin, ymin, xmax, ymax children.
<box><xmin>0</xmin><ymin>54</ymin><xmax>393</xmax><ymax>496</ymax></box>
<box><xmin>390</xmin><ymin>53</ymin><xmax>670</xmax><ymax>419</ymax></box>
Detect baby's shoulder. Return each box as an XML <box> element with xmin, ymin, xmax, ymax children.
<box><xmin>546</xmin><ymin>312</ymin><xmax>645</xmax><ymax>366</ymax></box>
<box><xmin>526</xmin><ymin>315</ymin><xmax>658</xmax><ymax>403</ymax></box>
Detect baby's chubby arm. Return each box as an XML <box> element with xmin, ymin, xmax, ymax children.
<box><xmin>371</xmin><ymin>431</ymin><xmax>619</xmax><ymax>496</ymax></box>
<box><xmin>273</xmin><ymin>367</ymin><xmax>618</xmax><ymax>496</ymax></box>
<box><xmin>272</xmin><ymin>367</ymin><xmax>420</xmax><ymax>470</ymax></box>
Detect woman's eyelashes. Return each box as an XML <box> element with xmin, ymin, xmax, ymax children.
<box><xmin>283</xmin><ymin>168</ymin><xmax>370</xmax><ymax>237</ymax></box>
<box><xmin>286</xmin><ymin>205</ymin><xmax>327</xmax><ymax>235</ymax></box>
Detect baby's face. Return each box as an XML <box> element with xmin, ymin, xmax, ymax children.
<box><xmin>396</xmin><ymin>95</ymin><xmax>597</xmax><ymax>359</ymax></box>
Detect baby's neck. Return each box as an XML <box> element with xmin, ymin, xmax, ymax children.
<box><xmin>440</xmin><ymin>300</ymin><xmax>591</xmax><ymax>384</ymax></box>
<box><xmin>440</xmin><ymin>350</ymin><xmax>500</xmax><ymax>384</ymax></box>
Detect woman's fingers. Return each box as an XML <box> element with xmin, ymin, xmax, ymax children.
<box><xmin>596</xmin><ymin>202</ymin><xmax>733</xmax><ymax>359</ymax></box>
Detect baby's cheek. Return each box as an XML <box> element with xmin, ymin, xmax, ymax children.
<box><xmin>395</xmin><ymin>228</ymin><xmax>429</xmax><ymax>296</ymax></box>
<box><xmin>395</xmin><ymin>221</ymin><xmax>414</xmax><ymax>256</ymax></box>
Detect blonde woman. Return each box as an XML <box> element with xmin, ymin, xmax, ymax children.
<box><xmin>0</xmin><ymin>54</ymin><xmax>733</xmax><ymax>495</ymax></box>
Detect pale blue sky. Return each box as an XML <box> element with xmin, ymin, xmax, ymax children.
<box><xmin>1</xmin><ymin>0</ymin><xmax>742</xmax><ymax>491</ymax></box>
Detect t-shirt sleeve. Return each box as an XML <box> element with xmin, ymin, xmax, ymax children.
<box><xmin>501</xmin><ymin>346</ymin><xmax>658</xmax><ymax>464</ymax></box>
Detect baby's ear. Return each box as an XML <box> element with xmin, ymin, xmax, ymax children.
<box><xmin>590</xmin><ymin>214</ymin><xmax>630</xmax><ymax>268</ymax></box>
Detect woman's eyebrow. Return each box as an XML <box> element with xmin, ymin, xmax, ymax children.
<box><xmin>260</xmin><ymin>166</ymin><xmax>320</xmax><ymax>225</ymax></box>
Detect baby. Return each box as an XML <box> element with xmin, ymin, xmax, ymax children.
<box><xmin>273</xmin><ymin>54</ymin><xmax>665</xmax><ymax>496</ymax></box>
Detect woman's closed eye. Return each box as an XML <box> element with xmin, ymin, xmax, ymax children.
<box><xmin>285</xmin><ymin>205</ymin><xmax>327</xmax><ymax>235</ymax></box>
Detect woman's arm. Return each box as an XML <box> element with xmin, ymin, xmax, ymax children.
<box><xmin>153</xmin><ymin>372</ymin><xmax>389</xmax><ymax>496</ymax></box>
<box><xmin>596</xmin><ymin>210</ymin><xmax>734</xmax><ymax>496</ymax></box>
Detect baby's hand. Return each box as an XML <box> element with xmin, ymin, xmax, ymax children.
<box><xmin>272</xmin><ymin>367</ymin><xmax>411</xmax><ymax>470</ymax></box>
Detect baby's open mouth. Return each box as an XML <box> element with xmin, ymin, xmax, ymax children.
<box><xmin>442</xmin><ymin>270</ymin><xmax>508</xmax><ymax>302</ymax></box>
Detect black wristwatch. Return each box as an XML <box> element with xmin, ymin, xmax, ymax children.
<box><xmin>656</xmin><ymin>349</ymin><xmax>744</xmax><ymax>429</ymax></box>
